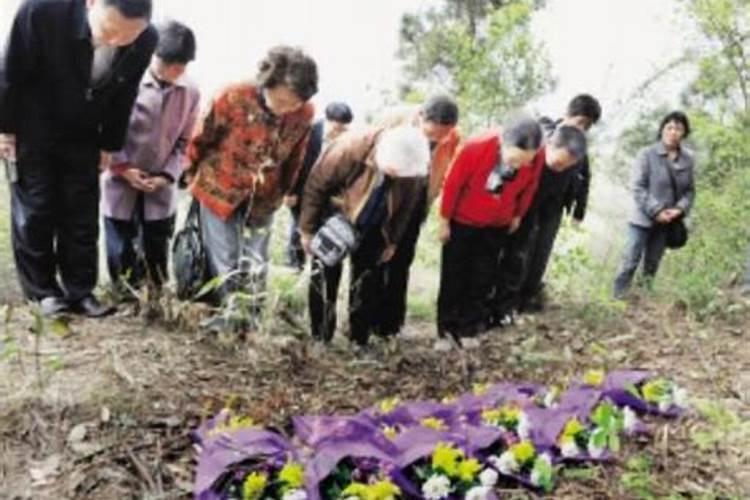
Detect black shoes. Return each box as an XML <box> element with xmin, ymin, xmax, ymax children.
<box><xmin>70</xmin><ymin>295</ymin><xmax>116</xmax><ymax>318</ymax></box>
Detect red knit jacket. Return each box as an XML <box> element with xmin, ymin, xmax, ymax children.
<box><xmin>440</xmin><ymin>130</ymin><xmax>545</xmax><ymax>228</ymax></box>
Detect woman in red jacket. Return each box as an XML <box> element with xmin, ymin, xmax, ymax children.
<box><xmin>436</xmin><ymin>117</ymin><xmax>544</xmax><ymax>351</ymax></box>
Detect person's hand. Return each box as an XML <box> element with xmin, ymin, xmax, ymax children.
<box><xmin>509</xmin><ymin>216</ymin><xmax>521</xmax><ymax>234</ymax></box>
<box><xmin>284</xmin><ymin>195</ymin><xmax>298</xmax><ymax>208</ymax></box>
<box><xmin>665</xmin><ymin>208</ymin><xmax>682</xmax><ymax>222</ymax></box>
<box><xmin>145</xmin><ymin>175</ymin><xmax>170</xmax><ymax>192</ymax></box>
<box><xmin>438</xmin><ymin>219</ymin><xmax>451</xmax><ymax>244</ymax></box>
<box><xmin>380</xmin><ymin>244</ymin><xmax>397</xmax><ymax>263</ymax></box>
<box><xmin>99</xmin><ymin>151</ymin><xmax>112</xmax><ymax>172</ymax></box>
<box><xmin>301</xmin><ymin>232</ymin><xmax>312</xmax><ymax>255</ymax></box>
<box><xmin>0</xmin><ymin>134</ymin><xmax>16</xmax><ymax>160</ymax></box>
<box><xmin>122</xmin><ymin>167</ymin><xmax>152</xmax><ymax>191</ymax></box>
<box><xmin>656</xmin><ymin>210</ymin><xmax>672</xmax><ymax>224</ymax></box>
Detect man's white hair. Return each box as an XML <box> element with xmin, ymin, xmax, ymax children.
<box><xmin>374</xmin><ymin>126</ymin><xmax>430</xmax><ymax>177</ymax></box>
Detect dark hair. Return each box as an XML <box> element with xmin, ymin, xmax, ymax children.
<box><xmin>257</xmin><ymin>46</ymin><xmax>318</xmax><ymax>102</ymax></box>
<box><xmin>566</xmin><ymin>94</ymin><xmax>602</xmax><ymax>124</ymax></box>
<box><xmin>657</xmin><ymin>110</ymin><xmax>691</xmax><ymax>139</ymax></box>
<box><xmin>422</xmin><ymin>95</ymin><xmax>459</xmax><ymax>126</ymax></box>
<box><xmin>502</xmin><ymin>116</ymin><xmax>543</xmax><ymax>151</ymax></box>
<box><xmin>325</xmin><ymin>102</ymin><xmax>353</xmax><ymax>124</ymax></box>
<box><xmin>549</xmin><ymin>125</ymin><xmax>587</xmax><ymax>161</ymax></box>
<box><xmin>102</xmin><ymin>0</ymin><xmax>152</xmax><ymax>20</ymax></box>
<box><xmin>155</xmin><ymin>21</ymin><xmax>196</xmax><ymax>64</ymax></box>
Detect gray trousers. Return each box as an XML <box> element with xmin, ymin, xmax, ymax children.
<box><xmin>613</xmin><ymin>223</ymin><xmax>667</xmax><ymax>297</ymax></box>
<box><xmin>199</xmin><ymin>203</ymin><xmax>272</xmax><ymax>303</ymax></box>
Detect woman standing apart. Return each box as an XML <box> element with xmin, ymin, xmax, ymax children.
<box><xmin>613</xmin><ymin>111</ymin><xmax>695</xmax><ymax>298</ymax></box>
<box><xmin>186</xmin><ymin>46</ymin><xmax>318</xmax><ymax>330</ymax></box>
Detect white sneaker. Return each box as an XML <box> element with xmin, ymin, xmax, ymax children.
<box><xmin>461</xmin><ymin>337</ymin><xmax>481</xmax><ymax>350</ymax></box>
<box><xmin>433</xmin><ymin>338</ymin><xmax>454</xmax><ymax>352</ymax></box>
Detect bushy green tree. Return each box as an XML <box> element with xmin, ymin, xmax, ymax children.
<box><xmin>398</xmin><ymin>0</ymin><xmax>552</xmax><ymax>130</ymax></box>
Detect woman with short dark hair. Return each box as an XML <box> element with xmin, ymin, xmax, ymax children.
<box><xmin>185</xmin><ymin>45</ymin><xmax>318</xmax><ymax>331</ymax></box>
<box><xmin>613</xmin><ymin>111</ymin><xmax>695</xmax><ymax>298</ymax></box>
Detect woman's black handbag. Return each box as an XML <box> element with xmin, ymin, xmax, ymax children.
<box><xmin>665</xmin><ymin>218</ymin><xmax>688</xmax><ymax>249</ymax></box>
<box><xmin>172</xmin><ymin>198</ymin><xmax>209</xmax><ymax>299</ymax></box>
<box><xmin>664</xmin><ymin>164</ymin><xmax>689</xmax><ymax>250</ymax></box>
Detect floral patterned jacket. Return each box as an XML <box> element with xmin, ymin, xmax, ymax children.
<box><xmin>187</xmin><ymin>82</ymin><xmax>313</xmax><ymax>224</ymax></box>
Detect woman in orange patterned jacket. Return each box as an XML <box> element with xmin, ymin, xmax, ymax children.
<box><xmin>185</xmin><ymin>46</ymin><xmax>317</xmax><ymax>329</ymax></box>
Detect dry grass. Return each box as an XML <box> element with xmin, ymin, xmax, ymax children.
<box><xmin>1</xmin><ymin>292</ymin><xmax>749</xmax><ymax>500</ymax></box>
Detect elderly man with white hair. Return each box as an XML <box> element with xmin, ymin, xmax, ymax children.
<box><xmin>299</xmin><ymin>126</ymin><xmax>430</xmax><ymax>351</ymax></box>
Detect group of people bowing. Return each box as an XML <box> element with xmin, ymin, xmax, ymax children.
<box><xmin>0</xmin><ymin>0</ymin><xmax>696</xmax><ymax>352</ymax></box>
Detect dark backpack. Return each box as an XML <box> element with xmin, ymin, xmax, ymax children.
<box><xmin>172</xmin><ymin>199</ymin><xmax>209</xmax><ymax>300</ymax></box>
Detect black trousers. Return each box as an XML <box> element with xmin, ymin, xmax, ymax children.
<box><xmin>11</xmin><ymin>142</ymin><xmax>100</xmax><ymax>302</ymax></box>
<box><xmin>492</xmin><ymin>214</ymin><xmax>537</xmax><ymax>316</ymax></box>
<box><xmin>519</xmin><ymin>208</ymin><xmax>564</xmax><ymax>303</ymax></box>
<box><xmin>377</xmin><ymin>191</ymin><xmax>427</xmax><ymax>336</ymax></box>
<box><xmin>437</xmin><ymin>221</ymin><xmax>507</xmax><ymax>339</ymax></box>
<box><xmin>286</xmin><ymin>208</ymin><xmax>306</xmax><ymax>271</ymax></box>
<box><xmin>104</xmin><ymin>195</ymin><xmax>176</xmax><ymax>289</ymax></box>
<box><xmin>308</xmin><ymin>227</ymin><xmax>385</xmax><ymax>345</ymax></box>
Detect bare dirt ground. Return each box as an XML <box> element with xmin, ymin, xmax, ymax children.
<box><xmin>1</xmin><ymin>292</ymin><xmax>749</xmax><ymax>500</ymax></box>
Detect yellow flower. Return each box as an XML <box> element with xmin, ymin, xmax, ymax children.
<box><xmin>561</xmin><ymin>418</ymin><xmax>584</xmax><ymax>440</ymax></box>
<box><xmin>382</xmin><ymin>425</ymin><xmax>399</xmax><ymax>440</ymax></box>
<box><xmin>642</xmin><ymin>379</ymin><xmax>669</xmax><ymax>403</ymax></box>
<box><xmin>441</xmin><ymin>394</ymin><xmax>457</xmax><ymax>404</ymax></box>
<box><xmin>241</xmin><ymin>472</ymin><xmax>268</xmax><ymax>500</ymax></box>
<box><xmin>511</xmin><ymin>441</ymin><xmax>536</xmax><ymax>466</ymax></box>
<box><xmin>279</xmin><ymin>462</ymin><xmax>304</xmax><ymax>489</ymax></box>
<box><xmin>473</xmin><ymin>383</ymin><xmax>490</xmax><ymax>396</ymax></box>
<box><xmin>378</xmin><ymin>397</ymin><xmax>401</xmax><ymax>414</ymax></box>
<box><xmin>481</xmin><ymin>409</ymin><xmax>502</xmax><ymax>425</ymax></box>
<box><xmin>482</xmin><ymin>404</ymin><xmax>521</xmax><ymax>428</ymax></box>
<box><xmin>421</xmin><ymin>417</ymin><xmax>447</xmax><ymax>431</ymax></box>
<box><xmin>369</xmin><ymin>479</ymin><xmax>401</xmax><ymax>500</ymax></box>
<box><xmin>583</xmin><ymin>369</ymin><xmax>605</xmax><ymax>387</ymax></box>
<box><xmin>342</xmin><ymin>482</ymin><xmax>370</xmax><ymax>499</ymax></box>
<box><xmin>432</xmin><ymin>442</ymin><xmax>463</xmax><ymax>477</ymax></box>
<box><xmin>458</xmin><ymin>458</ymin><xmax>482</xmax><ymax>482</ymax></box>
<box><xmin>209</xmin><ymin>414</ymin><xmax>256</xmax><ymax>436</ymax></box>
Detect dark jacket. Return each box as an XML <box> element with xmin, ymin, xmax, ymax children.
<box><xmin>630</xmin><ymin>141</ymin><xmax>695</xmax><ymax>228</ymax></box>
<box><xmin>299</xmin><ymin>129</ymin><xmax>425</xmax><ymax>247</ymax></box>
<box><xmin>291</xmin><ymin>119</ymin><xmax>325</xmax><ymax>201</ymax></box>
<box><xmin>0</xmin><ymin>0</ymin><xmax>158</xmax><ymax>151</ymax></box>
<box><xmin>537</xmin><ymin>117</ymin><xmax>590</xmax><ymax>221</ymax></box>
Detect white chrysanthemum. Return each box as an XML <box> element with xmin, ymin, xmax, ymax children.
<box><xmin>623</xmin><ymin>407</ymin><xmax>639</xmax><ymax>435</ymax></box>
<box><xmin>465</xmin><ymin>486</ymin><xmax>492</xmax><ymax>500</ymax></box>
<box><xmin>479</xmin><ymin>467</ymin><xmax>499</xmax><ymax>487</ymax></box>
<box><xmin>673</xmin><ymin>386</ymin><xmax>689</xmax><ymax>409</ymax></box>
<box><xmin>560</xmin><ymin>439</ymin><xmax>580</xmax><ymax>458</ymax></box>
<box><xmin>538</xmin><ymin>453</ymin><xmax>552</xmax><ymax>466</ymax></box>
<box><xmin>587</xmin><ymin>438</ymin><xmax>606</xmax><ymax>459</ymax></box>
<box><xmin>496</xmin><ymin>450</ymin><xmax>519</xmax><ymax>475</ymax></box>
<box><xmin>543</xmin><ymin>391</ymin><xmax>558</xmax><ymax>408</ymax></box>
<box><xmin>517</xmin><ymin>412</ymin><xmax>532</xmax><ymax>441</ymax></box>
<box><xmin>282</xmin><ymin>490</ymin><xmax>307</xmax><ymax>500</ymax></box>
<box><xmin>422</xmin><ymin>474</ymin><xmax>452</xmax><ymax>500</ymax></box>
<box><xmin>487</xmin><ymin>455</ymin><xmax>502</xmax><ymax>469</ymax></box>
<box><xmin>658</xmin><ymin>399</ymin><xmax>672</xmax><ymax>413</ymax></box>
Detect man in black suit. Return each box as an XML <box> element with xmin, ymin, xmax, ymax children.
<box><xmin>0</xmin><ymin>0</ymin><xmax>157</xmax><ymax>317</ymax></box>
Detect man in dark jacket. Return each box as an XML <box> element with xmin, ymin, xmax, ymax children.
<box><xmin>0</xmin><ymin>0</ymin><xmax>157</xmax><ymax>317</ymax></box>
<box><xmin>492</xmin><ymin>94</ymin><xmax>601</xmax><ymax>321</ymax></box>
<box><xmin>285</xmin><ymin>102</ymin><xmax>353</xmax><ymax>271</ymax></box>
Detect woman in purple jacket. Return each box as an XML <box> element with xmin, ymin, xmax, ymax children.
<box><xmin>101</xmin><ymin>21</ymin><xmax>200</xmax><ymax>298</ymax></box>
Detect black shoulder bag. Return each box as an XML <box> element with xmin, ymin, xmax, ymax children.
<box><xmin>172</xmin><ymin>198</ymin><xmax>210</xmax><ymax>299</ymax></box>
